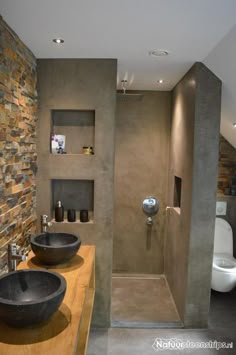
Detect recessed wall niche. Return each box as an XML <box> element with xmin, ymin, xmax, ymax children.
<box><xmin>52</xmin><ymin>179</ymin><xmax>94</xmax><ymax>222</ymax></box>
<box><xmin>174</xmin><ymin>175</ymin><xmax>182</xmax><ymax>208</ymax></box>
<box><xmin>51</xmin><ymin>110</ymin><xmax>95</xmax><ymax>154</ymax></box>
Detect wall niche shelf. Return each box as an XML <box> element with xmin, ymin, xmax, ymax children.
<box><xmin>51</xmin><ymin>179</ymin><xmax>94</xmax><ymax>223</ymax></box>
<box><xmin>174</xmin><ymin>175</ymin><xmax>182</xmax><ymax>208</ymax></box>
<box><xmin>51</xmin><ymin>217</ymin><xmax>94</xmax><ymax>225</ymax></box>
<box><xmin>51</xmin><ymin>109</ymin><xmax>95</xmax><ymax>155</ymax></box>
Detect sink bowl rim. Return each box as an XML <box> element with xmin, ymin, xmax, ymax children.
<box><xmin>31</xmin><ymin>232</ymin><xmax>81</xmax><ymax>249</ymax></box>
<box><xmin>0</xmin><ymin>269</ymin><xmax>66</xmax><ymax>306</ymax></box>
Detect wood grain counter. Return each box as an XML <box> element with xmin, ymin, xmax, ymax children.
<box><xmin>0</xmin><ymin>245</ymin><xmax>95</xmax><ymax>355</ymax></box>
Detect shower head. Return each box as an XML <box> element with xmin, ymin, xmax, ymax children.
<box><xmin>121</xmin><ymin>79</ymin><xmax>128</xmax><ymax>94</ymax></box>
<box><xmin>117</xmin><ymin>79</ymin><xmax>144</xmax><ymax>101</ymax></box>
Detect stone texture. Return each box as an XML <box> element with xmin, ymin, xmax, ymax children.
<box><xmin>113</xmin><ymin>91</ymin><xmax>171</xmax><ymax>274</ymax></box>
<box><xmin>218</xmin><ymin>135</ymin><xmax>236</xmax><ymax>194</ymax></box>
<box><xmin>0</xmin><ymin>17</ymin><xmax>37</xmax><ymax>273</ymax></box>
<box><xmin>216</xmin><ymin>195</ymin><xmax>236</xmax><ymax>257</ymax></box>
<box><xmin>165</xmin><ymin>63</ymin><xmax>222</xmax><ymax>327</ymax></box>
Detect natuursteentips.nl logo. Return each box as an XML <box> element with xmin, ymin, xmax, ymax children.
<box><xmin>152</xmin><ymin>338</ymin><xmax>233</xmax><ymax>352</ymax></box>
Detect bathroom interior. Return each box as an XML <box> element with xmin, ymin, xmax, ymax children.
<box><xmin>1</xmin><ymin>4</ymin><xmax>236</xmax><ymax>353</ymax></box>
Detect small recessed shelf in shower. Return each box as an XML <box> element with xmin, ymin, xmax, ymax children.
<box><xmin>174</xmin><ymin>176</ymin><xmax>182</xmax><ymax>208</ymax></box>
<box><xmin>51</xmin><ymin>179</ymin><xmax>94</xmax><ymax>223</ymax></box>
<box><xmin>51</xmin><ymin>109</ymin><xmax>95</xmax><ymax>155</ymax></box>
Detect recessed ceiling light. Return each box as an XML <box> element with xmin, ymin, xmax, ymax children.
<box><xmin>52</xmin><ymin>38</ymin><xmax>64</xmax><ymax>44</ymax></box>
<box><xmin>149</xmin><ymin>50</ymin><xmax>169</xmax><ymax>57</ymax></box>
<box><xmin>233</xmin><ymin>123</ymin><xmax>236</xmax><ymax>127</ymax></box>
<box><xmin>158</xmin><ymin>79</ymin><xmax>164</xmax><ymax>84</ymax></box>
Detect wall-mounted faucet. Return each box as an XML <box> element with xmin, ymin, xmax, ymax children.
<box><xmin>8</xmin><ymin>243</ymin><xmax>27</xmax><ymax>272</ymax></box>
<box><xmin>41</xmin><ymin>214</ymin><xmax>52</xmax><ymax>233</ymax></box>
<box><xmin>142</xmin><ymin>196</ymin><xmax>159</xmax><ymax>225</ymax></box>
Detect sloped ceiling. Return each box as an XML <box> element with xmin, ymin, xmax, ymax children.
<box><xmin>204</xmin><ymin>24</ymin><xmax>236</xmax><ymax>148</ymax></box>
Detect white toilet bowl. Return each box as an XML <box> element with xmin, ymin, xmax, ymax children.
<box><xmin>211</xmin><ymin>218</ymin><xmax>236</xmax><ymax>292</ymax></box>
<box><xmin>212</xmin><ymin>253</ymin><xmax>236</xmax><ymax>292</ymax></box>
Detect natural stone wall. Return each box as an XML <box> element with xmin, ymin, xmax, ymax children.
<box><xmin>0</xmin><ymin>16</ymin><xmax>37</xmax><ymax>274</ymax></box>
<box><xmin>218</xmin><ymin>134</ymin><xmax>236</xmax><ymax>194</ymax></box>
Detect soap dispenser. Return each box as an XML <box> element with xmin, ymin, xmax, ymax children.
<box><xmin>55</xmin><ymin>200</ymin><xmax>64</xmax><ymax>222</ymax></box>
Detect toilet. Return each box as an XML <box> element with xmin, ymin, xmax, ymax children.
<box><xmin>211</xmin><ymin>217</ymin><xmax>236</xmax><ymax>292</ymax></box>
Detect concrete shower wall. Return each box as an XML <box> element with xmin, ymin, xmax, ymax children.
<box><xmin>165</xmin><ymin>62</ymin><xmax>221</xmax><ymax>327</ymax></box>
<box><xmin>37</xmin><ymin>59</ymin><xmax>117</xmax><ymax>327</ymax></box>
<box><xmin>113</xmin><ymin>91</ymin><xmax>171</xmax><ymax>274</ymax></box>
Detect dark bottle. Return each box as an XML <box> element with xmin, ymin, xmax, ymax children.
<box><xmin>55</xmin><ymin>200</ymin><xmax>64</xmax><ymax>222</ymax></box>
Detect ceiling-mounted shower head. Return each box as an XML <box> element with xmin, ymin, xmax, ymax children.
<box><xmin>117</xmin><ymin>79</ymin><xmax>144</xmax><ymax>101</ymax></box>
<box><xmin>121</xmin><ymin>79</ymin><xmax>128</xmax><ymax>94</ymax></box>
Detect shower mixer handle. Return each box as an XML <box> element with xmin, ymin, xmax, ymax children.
<box><xmin>142</xmin><ymin>196</ymin><xmax>159</xmax><ymax>217</ymax></box>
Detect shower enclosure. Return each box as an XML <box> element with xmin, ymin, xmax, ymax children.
<box><xmin>112</xmin><ymin>63</ymin><xmax>221</xmax><ymax>328</ymax></box>
<box><xmin>112</xmin><ymin>91</ymin><xmax>181</xmax><ymax>327</ymax></box>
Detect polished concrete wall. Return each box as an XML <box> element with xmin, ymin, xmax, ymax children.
<box><xmin>113</xmin><ymin>91</ymin><xmax>171</xmax><ymax>273</ymax></box>
<box><xmin>165</xmin><ymin>63</ymin><xmax>221</xmax><ymax>327</ymax></box>
<box><xmin>37</xmin><ymin>59</ymin><xmax>117</xmax><ymax>327</ymax></box>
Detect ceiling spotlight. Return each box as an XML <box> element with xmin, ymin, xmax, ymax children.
<box><xmin>149</xmin><ymin>50</ymin><xmax>169</xmax><ymax>57</ymax></box>
<box><xmin>158</xmin><ymin>79</ymin><xmax>164</xmax><ymax>84</ymax></box>
<box><xmin>53</xmin><ymin>38</ymin><xmax>64</xmax><ymax>44</ymax></box>
<box><xmin>233</xmin><ymin>123</ymin><xmax>236</xmax><ymax>127</ymax></box>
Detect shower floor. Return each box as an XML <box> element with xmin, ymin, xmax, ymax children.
<box><xmin>111</xmin><ymin>274</ymin><xmax>182</xmax><ymax>328</ymax></box>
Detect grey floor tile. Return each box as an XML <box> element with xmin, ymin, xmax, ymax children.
<box><xmin>112</xmin><ymin>276</ymin><xmax>180</xmax><ymax>323</ymax></box>
<box><xmin>87</xmin><ymin>280</ymin><xmax>236</xmax><ymax>355</ymax></box>
<box><xmin>87</xmin><ymin>328</ymin><xmax>235</xmax><ymax>355</ymax></box>
<box><xmin>209</xmin><ymin>288</ymin><xmax>236</xmax><ymax>329</ymax></box>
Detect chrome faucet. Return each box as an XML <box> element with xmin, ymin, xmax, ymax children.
<box><xmin>41</xmin><ymin>214</ymin><xmax>52</xmax><ymax>233</ymax></box>
<box><xmin>8</xmin><ymin>243</ymin><xmax>27</xmax><ymax>272</ymax></box>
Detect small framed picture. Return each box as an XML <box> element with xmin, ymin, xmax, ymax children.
<box><xmin>51</xmin><ymin>134</ymin><xmax>66</xmax><ymax>154</ymax></box>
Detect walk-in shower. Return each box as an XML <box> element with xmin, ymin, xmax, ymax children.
<box><xmin>112</xmin><ymin>90</ymin><xmax>181</xmax><ymax>328</ymax></box>
<box><xmin>112</xmin><ymin>197</ymin><xmax>181</xmax><ymax>328</ymax></box>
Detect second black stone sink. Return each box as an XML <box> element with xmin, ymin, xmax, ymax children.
<box><xmin>0</xmin><ymin>269</ymin><xmax>66</xmax><ymax>327</ymax></box>
<box><xmin>31</xmin><ymin>232</ymin><xmax>81</xmax><ymax>265</ymax></box>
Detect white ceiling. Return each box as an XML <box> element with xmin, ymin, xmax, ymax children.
<box><xmin>1</xmin><ymin>0</ymin><xmax>236</xmax><ymax>145</ymax></box>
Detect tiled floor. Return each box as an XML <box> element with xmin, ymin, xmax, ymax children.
<box><xmin>111</xmin><ymin>275</ymin><xmax>181</xmax><ymax>327</ymax></box>
<box><xmin>87</xmin><ymin>281</ymin><xmax>236</xmax><ymax>355</ymax></box>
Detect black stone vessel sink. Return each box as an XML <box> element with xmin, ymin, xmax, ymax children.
<box><xmin>31</xmin><ymin>232</ymin><xmax>81</xmax><ymax>265</ymax></box>
<box><xmin>0</xmin><ymin>269</ymin><xmax>66</xmax><ymax>327</ymax></box>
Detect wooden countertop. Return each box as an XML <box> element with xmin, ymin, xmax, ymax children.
<box><xmin>0</xmin><ymin>245</ymin><xmax>95</xmax><ymax>355</ymax></box>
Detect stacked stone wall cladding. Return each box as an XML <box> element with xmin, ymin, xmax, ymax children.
<box><xmin>0</xmin><ymin>17</ymin><xmax>37</xmax><ymax>274</ymax></box>
<box><xmin>218</xmin><ymin>135</ymin><xmax>236</xmax><ymax>194</ymax></box>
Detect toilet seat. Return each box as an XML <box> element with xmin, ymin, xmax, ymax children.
<box><xmin>212</xmin><ymin>218</ymin><xmax>236</xmax><ymax>292</ymax></box>
<box><xmin>213</xmin><ymin>253</ymin><xmax>236</xmax><ymax>273</ymax></box>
